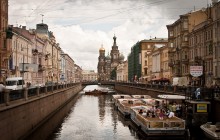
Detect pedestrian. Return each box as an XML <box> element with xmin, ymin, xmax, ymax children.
<box><xmin>0</xmin><ymin>82</ymin><xmax>6</xmax><ymax>93</ymax></box>
<box><xmin>195</xmin><ymin>88</ymin><xmax>201</xmax><ymax>100</ymax></box>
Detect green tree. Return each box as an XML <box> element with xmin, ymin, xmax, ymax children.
<box><xmin>110</xmin><ymin>68</ymin><xmax>116</xmax><ymax>80</ymax></box>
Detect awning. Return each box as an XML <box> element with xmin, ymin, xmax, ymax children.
<box><xmin>158</xmin><ymin>95</ymin><xmax>186</xmax><ymax>100</ymax></box>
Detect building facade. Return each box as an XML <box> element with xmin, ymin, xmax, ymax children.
<box><xmin>82</xmin><ymin>70</ymin><xmax>97</xmax><ymax>82</ymax></box>
<box><xmin>128</xmin><ymin>38</ymin><xmax>168</xmax><ymax>82</ymax></box>
<box><xmin>0</xmin><ymin>0</ymin><xmax>9</xmax><ymax>82</ymax></box>
<box><xmin>116</xmin><ymin>60</ymin><xmax>128</xmax><ymax>82</ymax></box>
<box><xmin>167</xmin><ymin>1</ymin><xmax>220</xmax><ymax>86</ymax></box>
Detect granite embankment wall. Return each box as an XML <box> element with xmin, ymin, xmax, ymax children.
<box><xmin>0</xmin><ymin>83</ymin><xmax>83</xmax><ymax>140</ymax></box>
<box><xmin>115</xmin><ymin>84</ymin><xmax>174</xmax><ymax>98</ymax></box>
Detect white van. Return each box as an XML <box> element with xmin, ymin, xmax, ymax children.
<box><xmin>5</xmin><ymin>77</ymin><xmax>26</xmax><ymax>90</ymax></box>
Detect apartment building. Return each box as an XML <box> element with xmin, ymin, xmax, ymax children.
<box><xmin>128</xmin><ymin>38</ymin><xmax>168</xmax><ymax>83</ymax></box>
<box><xmin>167</xmin><ymin>9</ymin><xmax>207</xmax><ymax>86</ymax></box>
<box><xmin>0</xmin><ymin>0</ymin><xmax>8</xmax><ymax>82</ymax></box>
<box><xmin>116</xmin><ymin>60</ymin><xmax>128</xmax><ymax>82</ymax></box>
<box><xmin>82</xmin><ymin>70</ymin><xmax>97</xmax><ymax>82</ymax></box>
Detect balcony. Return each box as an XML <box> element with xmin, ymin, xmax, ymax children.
<box><xmin>195</xmin><ymin>56</ymin><xmax>202</xmax><ymax>61</ymax></box>
<box><xmin>174</xmin><ymin>60</ymin><xmax>180</xmax><ymax>65</ymax></box>
<box><xmin>38</xmin><ymin>64</ymin><xmax>45</xmax><ymax>71</ymax></box>
<box><xmin>32</xmin><ymin>49</ymin><xmax>38</xmax><ymax>55</ymax></box>
<box><xmin>181</xmin><ymin>58</ymin><xmax>189</xmax><ymax>64</ymax></box>
<box><xmin>181</xmin><ymin>42</ymin><xmax>189</xmax><ymax>49</ymax></box>
<box><xmin>168</xmin><ymin>61</ymin><xmax>174</xmax><ymax>67</ymax></box>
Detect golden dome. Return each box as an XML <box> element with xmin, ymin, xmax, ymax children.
<box><xmin>99</xmin><ymin>44</ymin><xmax>105</xmax><ymax>51</ymax></box>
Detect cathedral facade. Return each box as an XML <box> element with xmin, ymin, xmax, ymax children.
<box><xmin>97</xmin><ymin>35</ymin><xmax>124</xmax><ymax>81</ymax></box>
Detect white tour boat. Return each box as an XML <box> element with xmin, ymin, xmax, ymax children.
<box><xmin>117</xmin><ymin>98</ymin><xmax>145</xmax><ymax>118</ymax></box>
<box><xmin>130</xmin><ymin>106</ymin><xmax>185</xmax><ymax>136</ymax></box>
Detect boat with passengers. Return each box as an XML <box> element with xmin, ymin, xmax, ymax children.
<box><xmin>130</xmin><ymin>105</ymin><xmax>186</xmax><ymax>136</ymax></box>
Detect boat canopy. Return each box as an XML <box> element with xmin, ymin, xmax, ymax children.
<box><xmin>158</xmin><ymin>94</ymin><xmax>186</xmax><ymax>100</ymax></box>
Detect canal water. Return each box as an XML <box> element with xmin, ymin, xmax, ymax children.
<box><xmin>46</xmin><ymin>85</ymin><xmax>188</xmax><ymax>140</ymax></box>
<box><xmin>48</xmin><ymin>85</ymin><xmax>145</xmax><ymax>140</ymax></box>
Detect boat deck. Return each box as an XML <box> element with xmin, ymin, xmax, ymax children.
<box><xmin>133</xmin><ymin>109</ymin><xmax>185</xmax><ymax>129</ymax></box>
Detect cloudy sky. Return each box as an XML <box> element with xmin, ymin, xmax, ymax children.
<box><xmin>9</xmin><ymin>0</ymin><xmax>211</xmax><ymax>71</ymax></box>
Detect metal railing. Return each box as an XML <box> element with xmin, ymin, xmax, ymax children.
<box><xmin>0</xmin><ymin>82</ymin><xmax>80</xmax><ymax>106</ymax></box>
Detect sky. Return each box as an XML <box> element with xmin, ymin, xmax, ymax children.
<box><xmin>8</xmin><ymin>0</ymin><xmax>212</xmax><ymax>72</ymax></box>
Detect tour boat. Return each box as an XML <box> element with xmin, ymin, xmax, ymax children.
<box><xmin>112</xmin><ymin>94</ymin><xmax>132</xmax><ymax>107</ymax></box>
<box><xmin>117</xmin><ymin>98</ymin><xmax>146</xmax><ymax>118</ymax></box>
<box><xmin>200</xmin><ymin>122</ymin><xmax>220</xmax><ymax>139</ymax></box>
<box><xmin>130</xmin><ymin>106</ymin><xmax>186</xmax><ymax>136</ymax></box>
<box><xmin>85</xmin><ymin>89</ymin><xmax>107</xmax><ymax>95</ymax></box>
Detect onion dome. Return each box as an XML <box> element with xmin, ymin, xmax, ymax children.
<box><xmin>119</xmin><ymin>53</ymin><xmax>125</xmax><ymax>60</ymax></box>
<box><xmin>106</xmin><ymin>53</ymin><xmax>111</xmax><ymax>60</ymax></box>
<box><xmin>99</xmin><ymin>44</ymin><xmax>105</xmax><ymax>51</ymax></box>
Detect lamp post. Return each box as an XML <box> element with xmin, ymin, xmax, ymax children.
<box><xmin>21</xmin><ymin>47</ymin><xmax>28</xmax><ymax>88</ymax></box>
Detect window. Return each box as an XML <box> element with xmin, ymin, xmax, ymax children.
<box><xmin>145</xmin><ymin>52</ymin><xmax>147</xmax><ymax>57</ymax></box>
<box><xmin>170</xmin><ymin>31</ymin><xmax>173</xmax><ymax>37</ymax></box>
<box><xmin>145</xmin><ymin>60</ymin><xmax>147</xmax><ymax>66</ymax></box>
<box><xmin>144</xmin><ymin>68</ymin><xmax>148</xmax><ymax>75</ymax></box>
<box><xmin>170</xmin><ymin>42</ymin><xmax>173</xmax><ymax>47</ymax></box>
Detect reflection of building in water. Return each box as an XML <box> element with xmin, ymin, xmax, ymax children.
<box><xmin>98</xmin><ymin>95</ymin><xmax>106</xmax><ymax>123</ymax></box>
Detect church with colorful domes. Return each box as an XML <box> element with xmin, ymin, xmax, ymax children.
<box><xmin>97</xmin><ymin>35</ymin><xmax>124</xmax><ymax>81</ymax></box>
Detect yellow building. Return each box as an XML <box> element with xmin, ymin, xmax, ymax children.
<box><xmin>140</xmin><ymin>38</ymin><xmax>168</xmax><ymax>83</ymax></box>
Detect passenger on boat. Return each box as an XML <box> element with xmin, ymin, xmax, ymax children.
<box><xmin>159</xmin><ymin>109</ymin><xmax>165</xmax><ymax>120</ymax></box>
<box><xmin>139</xmin><ymin>109</ymin><xmax>143</xmax><ymax>114</ymax></box>
<box><xmin>166</xmin><ymin>110</ymin><xmax>175</xmax><ymax>118</ymax></box>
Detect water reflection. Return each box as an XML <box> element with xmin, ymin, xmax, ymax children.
<box><xmin>49</xmin><ymin>85</ymin><xmax>186</xmax><ymax>140</ymax></box>
<box><xmin>51</xmin><ymin>85</ymin><xmax>140</xmax><ymax>140</ymax></box>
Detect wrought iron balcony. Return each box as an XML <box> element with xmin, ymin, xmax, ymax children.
<box><xmin>181</xmin><ymin>42</ymin><xmax>188</xmax><ymax>49</ymax></box>
<box><xmin>38</xmin><ymin>64</ymin><xmax>45</xmax><ymax>71</ymax></box>
<box><xmin>181</xmin><ymin>58</ymin><xmax>189</xmax><ymax>64</ymax></box>
<box><xmin>168</xmin><ymin>61</ymin><xmax>174</xmax><ymax>67</ymax></box>
<box><xmin>174</xmin><ymin>60</ymin><xmax>180</xmax><ymax>65</ymax></box>
<box><xmin>32</xmin><ymin>49</ymin><xmax>38</xmax><ymax>55</ymax></box>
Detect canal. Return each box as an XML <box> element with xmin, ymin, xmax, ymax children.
<box><xmin>27</xmin><ymin>85</ymin><xmax>203</xmax><ymax>140</ymax></box>
<box><xmin>48</xmin><ymin>85</ymin><xmax>145</xmax><ymax>140</ymax></box>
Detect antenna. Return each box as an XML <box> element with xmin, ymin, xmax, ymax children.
<box><xmin>40</xmin><ymin>14</ymin><xmax>44</xmax><ymax>23</ymax></box>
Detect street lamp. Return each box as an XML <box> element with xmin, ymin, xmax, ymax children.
<box><xmin>21</xmin><ymin>46</ymin><xmax>28</xmax><ymax>88</ymax></box>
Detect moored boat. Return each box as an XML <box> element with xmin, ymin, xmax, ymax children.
<box><xmin>85</xmin><ymin>89</ymin><xmax>107</xmax><ymax>95</ymax></box>
<box><xmin>117</xmin><ymin>98</ymin><xmax>146</xmax><ymax>118</ymax></box>
<box><xmin>112</xmin><ymin>94</ymin><xmax>132</xmax><ymax>107</ymax></box>
<box><xmin>130</xmin><ymin>106</ymin><xmax>185</xmax><ymax>136</ymax></box>
<box><xmin>200</xmin><ymin>122</ymin><xmax>220</xmax><ymax>139</ymax></box>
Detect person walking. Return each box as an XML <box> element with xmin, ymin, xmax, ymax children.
<box><xmin>0</xmin><ymin>82</ymin><xmax>5</xmax><ymax>93</ymax></box>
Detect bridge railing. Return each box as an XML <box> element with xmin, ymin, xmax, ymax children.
<box><xmin>0</xmin><ymin>82</ymin><xmax>81</xmax><ymax>106</ymax></box>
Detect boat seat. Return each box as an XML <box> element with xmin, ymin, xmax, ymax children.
<box><xmin>209</xmin><ymin>125</ymin><xmax>216</xmax><ymax>132</ymax></box>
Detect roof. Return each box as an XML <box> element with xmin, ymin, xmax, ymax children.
<box><xmin>158</xmin><ymin>95</ymin><xmax>186</xmax><ymax>100</ymax></box>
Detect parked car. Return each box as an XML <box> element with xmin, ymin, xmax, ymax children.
<box><xmin>5</xmin><ymin>77</ymin><xmax>26</xmax><ymax>90</ymax></box>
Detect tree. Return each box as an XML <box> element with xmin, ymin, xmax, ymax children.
<box><xmin>110</xmin><ymin>68</ymin><xmax>116</xmax><ymax>80</ymax></box>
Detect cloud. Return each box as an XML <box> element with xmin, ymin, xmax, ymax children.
<box><xmin>9</xmin><ymin>0</ymin><xmax>210</xmax><ymax>72</ymax></box>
